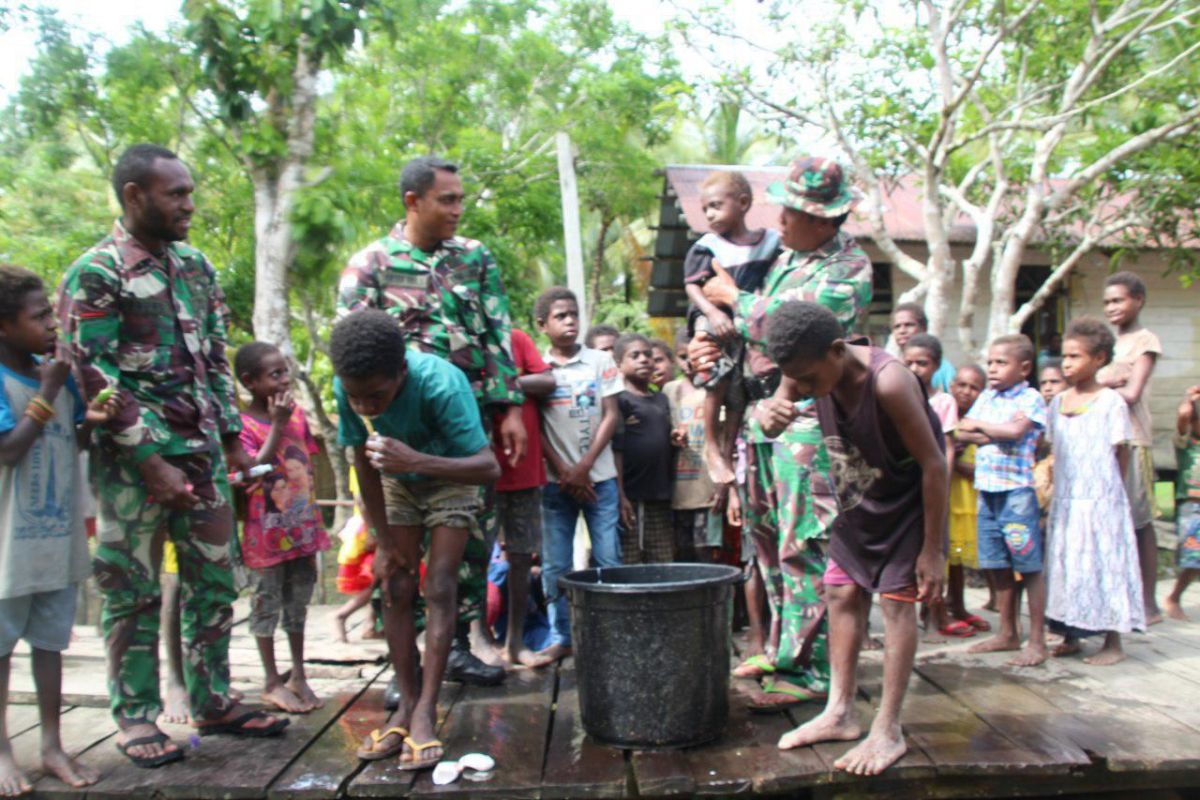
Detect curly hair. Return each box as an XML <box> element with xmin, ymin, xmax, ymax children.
<box><xmin>112</xmin><ymin>144</ymin><xmax>179</xmax><ymax>209</ymax></box>
<box><xmin>534</xmin><ymin>287</ymin><xmax>577</xmax><ymax>323</ymax></box>
<box><xmin>891</xmin><ymin>301</ymin><xmax>928</xmax><ymax>330</ymax></box>
<box><xmin>1064</xmin><ymin>316</ymin><xmax>1115</xmax><ymax>365</ymax></box>
<box><xmin>1105</xmin><ymin>270</ymin><xmax>1146</xmax><ymax>300</ymax></box>
<box><xmin>766</xmin><ymin>301</ymin><xmax>843</xmax><ymax>366</ymax></box>
<box><xmin>614</xmin><ymin>332</ymin><xmax>650</xmax><ymax>362</ymax></box>
<box><xmin>989</xmin><ymin>333</ymin><xmax>1035</xmax><ymax>365</ymax></box>
<box><xmin>234</xmin><ymin>341</ymin><xmax>281</xmax><ymax>384</ymax></box>
<box><xmin>956</xmin><ymin>363</ymin><xmax>986</xmax><ymax>384</ymax></box>
<box><xmin>330</xmin><ymin>310</ymin><xmax>407</xmax><ymax>380</ymax></box>
<box><xmin>585</xmin><ymin>323</ymin><xmax>620</xmax><ymax>348</ymax></box>
<box><xmin>0</xmin><ymin>265</ymin><xmax>45</xmax><ymax>325</ymax></box>
<box><xmin>700</xmin><ymin>170</ymin><xmax>753</xmax><ymax>204</ymax></box>
<box><xmin>903</xmin><ymin>332</ymin><xmax>943</xmax><ymax>366</ymax></box>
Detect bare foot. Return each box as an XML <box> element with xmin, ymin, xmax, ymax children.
<box><xmin>286</xmin><ymin>675</ymin><xmax>324</xmax><ymax>711</ymax></box>
<box><xmin>1007</xmin><ymin>643</ymin><xmax>1048</xmax><ymax>667</ymax></box>
<box><xmin>833</xmin><ymin>723</ymin><xmax>906</xmax><ymax>776</ymax></box>
<box><xmin>228</xmin><ymin>686</ymin><xmax>245</xmax><ymax>703</ymax></box>
<box><xmin>361</xmin><ymin>627</ymin><xmax>385</xmax><ymax>640</ymax></box>
<box><xmin>0</xmin><ymin>748</ymin><xmax>31</xmax><ymax>797</ymax></box>
<box><xmin>1051</xmin><ymin>640</ymin><xmax>1082</xmax><ymax>657</ymax></box>
<box><xmin>1164</xmin><ymin>597</ymin><xmax>1190</xmax><ymax>622</ymax></box>
<box><xmin>331</xmin><ymin>615</ymin><xmax>349</xmax><ymax>643</ymax></box>
<box><xmin>117</xmin><ymin>722</ymin><xmax>180</xmax><ymax>762</ymax></box>
<box><xmin>967</xmin><ymin>634</ymin><xmax>1021</xmax><ymax>654</ymax></box>
<box><xmin>778</xmin><ymin>708</ymin><xmax>862</xmax><ymax>750</ymax></box>
<box><xmin>261</xmin><ymin>683</ymin><xmax>308</xmax><ymax>713</ymax></box>
<box><xmin>160</xmin><ymin>681</ymin><xmax>190</xmax><ymax>724</ymax></box>
<box><xmin>1083</xmin><ymin>636</ymin><xmax>1125</xmax><ymax>666</ymax></box>
<box><xmin>527</xmin><ymin>643</ymin><xmax>572</xmax><ymax>668</ymax></box>
<box><xmin>1146</xmin><ymin>611</ymin><xmax>1164</xmax><ymax>626</ymax></box>
<box><xmin>501</xmin><ymin>648</ymin><xmax>542</xmax><ymax>669</ymax></box>
<box><xmin>861</xmin><ymin>633</ymin><xmax>883</xmax><ymax>651</ymax></box>
<box><xmin>41</xmin><ymin>746</ymin><xmax>99</xmax><ymax>788</ymax></box>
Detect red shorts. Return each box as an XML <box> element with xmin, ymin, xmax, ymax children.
<box><xmin>824</xmin><ymin>559</ymin><xmax>918</xmax><ymax>603</ymax></box>
<box><xmin>336</xmin><ymin>553</ymin><xmax>375</xmax><ymax>595</ymax></box>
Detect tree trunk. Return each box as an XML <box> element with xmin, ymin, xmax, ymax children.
<box><xmin>589</xmin><ymin>216</ymin><xmax>613</xmax><ymax>313</ymax></box>
<box><xmin>920</xmin><ymin>166</ymin><xmax>954</xmax><ymax>338</ymax></box>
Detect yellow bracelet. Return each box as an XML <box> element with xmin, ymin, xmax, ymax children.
<box><xmin>24</xmin><ymin>405</ymin><xmax>52</xmax><ymax>426</ymax></box>
<box><xmin>29</xmin><ymin>395</ymin><xmax>55</xmax><ymax>417</ymax></box>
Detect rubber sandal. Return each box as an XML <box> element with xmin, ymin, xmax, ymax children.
<box><xmin>356</xmin><ymin>726</ymin><xmax>410</xmax><ymax>761</ymax></box>
<box><xmin>196</xmin><ymin>709</ymin><xmax>290</xmax><ymax>738</ymax></box>
<box><xmin>747</xmin><ymin>681</ymin><xmax>827</xmax><ymax>714</ymax></box>
<box><xmin>116</xmin><ymin>732</ymin><xmax>185</xmax><ymax>769</ymax></box>
<box><xmin>732</xmin><ymin>654</ymin><xmax>775</xmax><ymax>678</ymax></box>
<box><xmin>400</xmin><ymin>737</ymin><xmax>444</xmax><ymax>771</ymax></box>
<box><xmin>960</xmin><ymin>614</ymin><xmax>991</xmax><ymax>631</ymax></box>
<box><xmin>938</xmin><ymin>620</ymin><xmax>976</xmax><ymax>638</ymax></box>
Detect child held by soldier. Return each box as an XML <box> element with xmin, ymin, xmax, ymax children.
<box><xmin>1166</xmin><ymin>385</ymin><xmax>1200</xmax><ymax>621</ymax></box>
<box><xmin>0</xmin><ymin>265</ymin><xmax>120</xmax><ymax>791</ymax></box>
<box><xmin>235</xmin><ymin>342</ymin><xmax>331</xmax><ymax>714</ymax></box>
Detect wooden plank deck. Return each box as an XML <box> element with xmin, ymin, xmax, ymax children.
<box><xmin>8</xmin><ymin>580</ymin><xmax>1200</xmax><ymax>799</ymax></box>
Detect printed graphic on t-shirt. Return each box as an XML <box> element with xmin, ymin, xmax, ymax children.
<box><xmin>14</xmin><ymin>416</ymin><xmax>73</xmax><ymax>540</ymax></box>
<box><xmin>823</xmin><ymin>435</ymin><xmax>882</xmax><ymax>513</ymax></box>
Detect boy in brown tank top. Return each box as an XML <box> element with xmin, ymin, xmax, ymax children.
<box><xmin>756</xmin><ymin>301</ymin><xmax>948</xmax><ymax>777</ymax></box>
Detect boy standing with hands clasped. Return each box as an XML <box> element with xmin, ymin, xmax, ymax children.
<box><xmin>957</xmin><ymin>334</ymin><xmax>1049</xmax><ymax>666</ymax></box>
<box><xmin>533</xmin><ymin>288</ymin><xmax>623</xmax><ymax>668</ymax></box>
<box><xmin>0</xmin><ymin>266</ymin><xmax>120</xmax><ymax>793</ymax></box>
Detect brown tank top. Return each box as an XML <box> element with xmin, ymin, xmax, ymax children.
<box><xmin>816</xmin><ymin>347</ymin><xmax>943</xmax><ymax>593</ymax></box>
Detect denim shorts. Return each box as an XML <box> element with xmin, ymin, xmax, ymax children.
<box><xmin>977</xmin><ymin>487</ymin><xmax>1043</xmax><ymax>574</ymax></box>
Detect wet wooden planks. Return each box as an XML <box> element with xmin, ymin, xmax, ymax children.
<box><xmin>540</xmin><ymin>668</ymin><xmax>627</xmax><ymax>800</ymax></box>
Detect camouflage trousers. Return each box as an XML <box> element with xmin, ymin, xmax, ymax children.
<box><xmin>745</xmin><ymin>413</ymin><xmax>836</xmax><ymax>692</ymax></box>
<box><xmin>92</xmin><ymin>449</ymin><xmax>237</xmax><ymax>726</ymax></box>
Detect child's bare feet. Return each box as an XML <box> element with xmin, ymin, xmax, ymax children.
<box><xmin>501</xmin><ymin>647</ymin><xmax>541</xmax><ymax>669</ymax></box>
<box><xmin>0</xmin><ymin>748</ymin><xmax>31</xmax><ymax>797</ymax></box>
<box><xmin>1164</xmin><ymin>597</ymin><xmax>1190</xmax><ymax>621</ymax></box>
<box><xmin>833</xmin><ymin>722</ymin><xmax>906</xmax><ymax>775</ymax></box>
<box><xmin>1051</xmin><ymin>639</ymin><xmax>1082</xmax><ymax>657</ymax></box>
<box><xmin>1083</xmin><ymin>633</ymin><xmax>1125</xmax><ymax>666</ymax></box>
<box><xmin>527</xmin><ymin>643</ymin><xmax>571</xmax><ymax>668</ymax></box>
<box><xmin>967</xmin><ymin>634</ymin><xmax>1021</xmax><ymax>654</ymax></box>
<box><xmin>160</xmin><ymin>680</ymin><xmax>190</xmax><ymax>724</ymax></box>
<box><xmin>286</xmin><ymin>675</ymin><xmax>324</xmax><ymax>711</ymax></box>
<box><xmin>778</xmin><ymin>707</ymin><xmax>862</xmax><ymax>750</ymax></box>
<box><xmin>261</xmin><ymin>683</ymin><xmax>308</xmax><ymax>713</ymax></box>
<box><xmin>1007</xmin><ymin>643</ymin><xmax>1047</xmax><ymax>667</ymax></box>
<box><xmin>1145</xmin><ymin>610</ymin><xmax>1164</xmax><ymax>626</ymax></box>
<box><xmin>361</xmin><ymin>626</ymin><xmax>385</xmax><ymax>640</ymax></box>
<box><xmin>41</xmin><ymin>745</ymin><xmax>99</xmax><ymax>788</ymax></box>
<box><xmin>332</xmin><ymin>615</ymin><xmax>349</xmax><ymax>643</ymax></box>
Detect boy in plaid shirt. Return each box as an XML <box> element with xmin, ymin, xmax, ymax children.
<box><xmin>957</xmin><ymin>334</ymin><xmax>1049</xmax><ymax>666</ymax></box>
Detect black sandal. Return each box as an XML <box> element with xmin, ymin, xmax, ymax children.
<box><xmin>116</xmin><ymin>731</ymin><xmax>185</xmax><ymax>768</ymax></box>
<box><xmin>196</xmin><ymin>709</ymin><xmax>290</xmax><ymax>738</ymax></box>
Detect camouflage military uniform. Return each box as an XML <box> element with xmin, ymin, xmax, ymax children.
<box><xmin>337</xmin><ymin>222</ymin><xmax>522</xmax><ymax>623</ymax></box>
<box><xmin>58</xmin><ymin>221</ymin><xmax>241</xmax><ymax>726</ymax></box>
<box><xmin>736</xmin><ymin>230</ymin><xmax>872</xmax><ymax>692</ymax></box>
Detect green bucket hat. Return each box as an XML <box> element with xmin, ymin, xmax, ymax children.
<box><xmin>766</xmin><ymin>156</ymin><xmax>860</xmax><ymax>218</ymax></box>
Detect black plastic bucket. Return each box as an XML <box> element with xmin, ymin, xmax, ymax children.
<box><xmin>559</xmin><ymin>563</ymin><xmax>741</xmax><ymax>749</ymax></box>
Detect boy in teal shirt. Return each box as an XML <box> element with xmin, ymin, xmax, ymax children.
<box><xmin>333</xmin><ymin>310</ymin><xmax>499</xmax><ymax>771</ymax></box>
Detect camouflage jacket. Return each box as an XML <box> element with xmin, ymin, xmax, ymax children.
<box><xmin>736</xmin><ymin>231</ymin><xmax>873</xmax><ymax>375</ymax></box>
<box><xmin>336</xmin><ymin>222</ymin><xmax>523</xmax><ymax>409</ymax></box>
<box><xmin>58</xmin><ymin>221</ymin><xmax>241</xmax><ymax>463</ymax></box>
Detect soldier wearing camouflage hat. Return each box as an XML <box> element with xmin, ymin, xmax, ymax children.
<box><xmin>58</xmin><ymin>144</ymin><xmax>289</xmax><ymax>767</ymax></box>
<box><xmin>692</xmin><ymin>155</ymin><xmax>873</xmax><ymax>713</ymax></box>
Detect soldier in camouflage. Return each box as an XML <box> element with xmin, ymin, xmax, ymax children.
<box><xmin>337</xmin><ymin>156</ymin><xmax>523</xmax><ymax>690</ymax></box>
<box><xmin>695</xmin><ymin>156</ymin><xmax>872</xmax><ymax>709</ymax></box>
<box><xmin>58</xmin><ymin>145</ymin><xmax>287</xmax><ymax>767</ymax></box>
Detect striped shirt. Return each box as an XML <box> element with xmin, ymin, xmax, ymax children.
<box><xmin>966</xmin><ymin>381</ymin><xmax>1047</xmax><ymax>493</ymax></box>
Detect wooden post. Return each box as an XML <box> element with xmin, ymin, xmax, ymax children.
<box><xmin>556</xmin><ymin>132</ymin><xmax>588</xmax><ymax>335</ymax></box>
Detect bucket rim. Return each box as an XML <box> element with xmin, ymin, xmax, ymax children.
<box><xmin>558</xmin><ymin>563</ymin><xmax>743</xmax><ymax>594</ymax></box>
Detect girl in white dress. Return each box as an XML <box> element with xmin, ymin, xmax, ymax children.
<box><xmin>1046</xmin><ymin>317</ymin><xmax>1146</xmax><ymax>666</ymax></box>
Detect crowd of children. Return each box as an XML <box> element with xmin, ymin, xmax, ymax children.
<box><xmin>1</xmin><ymin>151</ymin><xmax>1198</xmax><ymax>792</ymax></box>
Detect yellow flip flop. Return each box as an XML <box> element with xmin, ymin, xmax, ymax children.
<box><xmin>356</xmin><ymin>726</ymin><xmax>409</xmax><ymax>761</ymax></box>
<box><xmin>400</xmin><ymin>737</ymin><xmax>444</xmax><ymax>771</ymax></box>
